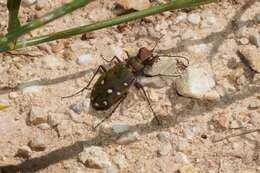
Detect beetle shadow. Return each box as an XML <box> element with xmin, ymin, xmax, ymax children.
<box><xmin>1</xmin><ymin>84</ymin><xmax>260</xmax><ymax>173</ymax></box>
<box><xmin>0</xmin><ymin>69</ymin><xmax>94</xmax><ymax>96</ymax></box>
<box><xmin>157</xmin><ymin>0</ymin><xmax>257</xmax><ymax>64</ymax></box>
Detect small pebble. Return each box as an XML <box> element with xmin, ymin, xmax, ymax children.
<box><xmin>70</xmin><ymin>99</ymin><xmax>90</xmax><ymax>114</ymax></box>
<box><xmin>16</xmin><ymin>146</ymin><xmax>32</xmax><ymax>159</ymax></box>
<box><xmin>68</xmin><ymin>110</ymin><xmax>85</xmax><ymax>123</ymax></box>
<box><xmin>37</xmin><ymin>123</ymin><xmax>51</xmax><ymax>130</ymax></box>
<box><xmin>213</xmin><ymin>111</ymin><xmax>232</xmax><ymax>129</ymax></box>
<box><xmin>116</xmin><ymin>131</ymin><xmax>139</xmax><ymax>145</ymax></box>
<box><xmin>78</xmin><ymin>146</ymin><xmax>111</xmax><ymax>169</ymax></box>
<box><xmin>113</xmin><ymin>153</ymin><xmax>127</xmax><ymax>169</ymax></box>
<box><xmin>157</xmin><ymin>131</ymin><xmax>170</xmax><ymax>142</ymax></box>
<box><xmin>77</xmin><ymin>54</ymin><xmax>93</xmax><ymax>65</ymax></box>
<box><xmin>248</xmin><ymin>100</ymin><xmax>260</xmax><ymax>110</ymax></box>
<box><xmin>35</xmin><ymin>0</ymin><xmax>48</xmax><ymax>10</ymax></box>
<box><xmin>42</xmin><ymin>55</ymin><xmax>61</xmax><ymax>69</ymax></box>
<box><xmin>157</xmin><ymin>142</ymin><xmax>172</xmax><ymax>156</ymax></box>
<box><xmin>117</xmin><ymin>0</ymin><xmax>151</xmax><ymax>11</ymax></box>
<box><xmin>249</xmin><ymin>34</ymin><xmax>260</xmax><ymax>47</ymax></box>
<box><xmin>239</xmin><ymin>45</ymin><xmax>260</xmax><ymax>72</ymax></box>
<box><xmin>9</xmin><ymin>92</ymin><xmax>19</xmax><ymax>99</ymax></box>
<box><xmin>238</xmin><ymin>37</ymin><xmax>249</xmax><ymax>45</ymax></box>
<box><xmin>175</xmin><ymin>152</ymin><xmax>190</xmax><ymax>164</ymax></box>
<box><xmin>187</xmin><ymin>13</ymin><xmax>201</xmax><ymax>25</ymax></box>
<box><xmin>111</xmin><ymin>124</ymin><xmax>130</xmax><ymax>134</ymax></box>
<box><xmin>29</xmin><ymin>106</ymin><xmax>48</xmax><ymax>125</ymax></box>
<box><xmin>229</xmin><ymin>120</ymin><xmax>243</xmax><ymax>129</ymax></box>
<box><xmin>175</xmin><ymin>63</ymin><xmax>217</xmax><ymax>100</ymax></box>
<box><xmin>29</xmin><ymin>135</ymin><xmax>46</xmax><ymax>151</ymax></box>
<box><xmin>176</xmin><ymin>138</ymin><xmax>190</xmax><ymax>152</ymax></box>
<box><xmin>176</xmin><ymin>13</ymin><xmax>187</xmax><ymax>23</ymax></box>
<box><xmin>47</xmin><ymin>112</ymin><xmax>63</xmax><ymax>127</ymax></box>
<box><xmin>178</xmin><ymin>164</ymin><xmax>198</xmax><ymax>173</ymax></box>
<box><xmin>22</xmin><ymin>0</ymin><xmax>36</xmax><ymax>6</ymax></box>
<box><xmin>255</xmin><ymin>13</ymin><xmax>260</xmax><ymax>22</ymax></box>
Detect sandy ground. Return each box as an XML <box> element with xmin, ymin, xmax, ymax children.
<box><xmin>0</xmin><ymin>0</ymin><xmax>260</xmax><ymax>173</ymax></box>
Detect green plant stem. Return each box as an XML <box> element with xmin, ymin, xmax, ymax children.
<box><xmin>0</xmin><ymin>0</ymin><xmax>94</xmax><ymax>50</ymax></box>
<box><xmin>0</xmin><ymin>0</ymin><xmax>216</xmax><ymax>52</ymax></box>
<box><xmin>7</xmin><ymin>0</ymin><xmax>21</xmax><ymax>32</ymax></box>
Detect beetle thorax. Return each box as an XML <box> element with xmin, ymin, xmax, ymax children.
<box><xmin>126</xmin><ymin>47</ymin><xmax>156</xmax><ymax>75</ymax></box>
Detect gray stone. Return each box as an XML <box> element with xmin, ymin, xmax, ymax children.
<box><xmin>249</xmin><ymin>34</ymin><xmax>260</xmax><ymax>47</ymax></box>
<box><xmin>29</xmin><ymin>106</ymin><xmax>48</xmax><ymax>125</ymax></box>
<box><xmin>239</xmin><ymin>45</ymin><xmax>260</xmax><ymax>72</ymax></box>
<box><xmin>77</xmin><ymin>54</ymin><xmax>93</xmax><ymax>65</ymax></box>
<box><xmin>78</xmin><ymin>146</ymin><xmax>111</xmax><ymax>169</ymax></box>
<box><xmin>238</xmin><ymin>37</ymin><xmax>249</xmax><ymax>45</ymax></box>
<box><xmin>157</xmin><ymin>142</ymin><xmax>172</xmax><ymax>156</ymax></box>
<box><xmin>68</xmin><ymin>110</ymin><xmax>85</xmax><ymax>123</ymax></box>
<box><xmin>143</xmin><ymin>57</ymin><xmax>180</xmax><ymax>77</ymax></box>
<box><xmin>42</xmin><ymin>55</ymin><xmax>61</xmax><ymax>69</ymax></box>
<box><xmin>229</xmin><ymin>120</ymin><xmax>243</xmax><ymax>129</ymax></box>
<box><xmin>70</xmin><ymin>99</ymin><xmax>90</xmax><ymax>114</ymax></box>
<box><xmin>37</xmin><ymin>123</ymin><xmax>51</xmax><ymax>130</ymax></box>
<box><xmin>22</xmin><ymin>0</ymin><xmax>36</xmax><ymax>7</ymax></box>
<box><xmin>255</xmin><ymin>13</ymin><xmax>260</xmax><ymax>22</ymax></box>
<box><xmin>113</xmin><ymin>153</ymin><xmax>127</xmax><ymax>169</ymax></box>
<box><xmin>47</xmin><ymin>112</ymin><xmax>63</xmax><ymax>127</ymax></box>
<box><xmin>116</xmin><ymin>131</ymin><xmax>139</xmax><ymax>145</ymax></box>
<box><xmin>248</xmin><ymin>100</ymin><xmax>260</xmax><ymax>110</ymax></box>
<box><xmin>175</xmin><ymin>63</ymin><xmax>219</xmax><ymax>100</ymax></box>
<box><xmin>176</xmin><ymin>138</ymin><xmax>190</xmax><ymax>152</ymax></box>
<box><xmin>187</xmin><ymin>13</ymin><xmax>201</xmax><ymax>25</ymax></box>
<box><xmin>175</xmin><ymin>152</ymin><xmax>190</xmax><ymax>164</ymax></box>
<box><xmin>29</xmin><ymin>135</ymin><xmax>46</xmax><ymax>151</ymax></box>
<box><xmin>140</xmin><ymin>76</ymin><xmax>168</xmax><ymax>89</ymax></box>
<box><xmin>117</xmin><ymin>0</ymin><xmax>151</xmax><ymax>11</ymax></box>
<box><xmin>112</xmin><ymin>124</ymin><xmax>130</xmax><ymax>134</ymax></box>
<box><xmin>157</xmin><ymin>131</ymin><xmax>170</xmax><ymax>142</ymax></box>
<box><xmin>176</xmin><ymin>13</ymin><xmax>187</xmax><ymax>23</ymax></box>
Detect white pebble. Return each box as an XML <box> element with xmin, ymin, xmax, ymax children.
<box><xmin>116</xmin><ymin>131</ymin><xmax>139</xmax><ymax>145</ymax></box>
<box><xmin>77</xmin><ymin>54</ymin><xmax>93</xmax><ymax>65</ymax></box>
<box><xmin>78</xmin><ymin>146</ymin><xmax>111</xmax><ymax>169</ymax></box>
<box><xmin>187</xmin><ymin>13</ymin><xmax>201</xmax><ymax>25</ymax></box>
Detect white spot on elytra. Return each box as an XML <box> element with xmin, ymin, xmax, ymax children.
<box><xmin>117</xmin><ymin>92</ymin><xmax>121</xmax><ymax>96</ymax></box>
<box><xmin>123</xmin><ymin>82</ymin><xmax>128</xmax><ymax>86</ymax></box>
<box><xmin>107</xmin><ymin>89</ymin><xmax>113</xmax><ymax>94</ymax></box>
<box><xmin>101</xmin><ymin>80</ymin><xmax>104</xmax><ymax>85</ymax></box>
<box><xmin>94</xmin><ymin>103</ymin><xmax>99</xmax><ymax>107</ymax></box>
<box><xmin>103</xmin><ymin>101</ymin><xmax>108</xmax><ymax>106</ymax></box>
<box><xmin>91</xmin><ymin>97</ymin><xmax>94</xmax><ymax>101</ymax></box>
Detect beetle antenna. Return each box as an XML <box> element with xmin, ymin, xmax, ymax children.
<box><xmin>156</xmin><ymin>54</ymin><xmax>190</xmax><ymax>67</ymax></box>
<box><xmin>151</xmin><ymin>35</ymin><xmax>165</xmax><ymax>52</ymax></box>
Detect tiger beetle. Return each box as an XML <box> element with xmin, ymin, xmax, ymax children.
<box><xmin>63</xmin><ymin>38</ymin><xmax>189</xmax><ymax>129</ymax></box>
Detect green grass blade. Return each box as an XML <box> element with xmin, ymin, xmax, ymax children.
<box><xmin>0</xmin><ymin>0</ymin><xmax>216</xmax><ymax>52</ymax></box>
<box><xmin>7</xmin><ymin>0</ymin><xmax>21</xmax><ymax>32</ymax></box>
<box><xmin>0</xmin><ymin>0</ymin><xmax>94</xmax><ymax>50</ymax></box>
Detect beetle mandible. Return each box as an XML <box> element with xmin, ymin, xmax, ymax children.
<box><xmin>63</xmin><ymin>39</ymin><xmax>189</xmax><ymax>128</ymax></box>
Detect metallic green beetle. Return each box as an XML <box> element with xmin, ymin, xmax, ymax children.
<box><xmin>64</xmin><ymin>44</ymin><xmax>188</xmax><ymax>128</ymax></box>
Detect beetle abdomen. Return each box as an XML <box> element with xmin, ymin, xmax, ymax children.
<box><xmin>90</xmin><ymin>63</ymin><xmax>135</xmax><ymax>110</ymax></box>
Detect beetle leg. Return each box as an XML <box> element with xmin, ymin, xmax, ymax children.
<box><xmin>143</xmin><ymin>73</ymin><xmax>181</xmax><ymax>78</ymax></box>
<box><xmin>62</xmin><ymin>65</ymin><xmax>107</xmax><ymax>99</ymax></box>
<box><xmin>93</xmin><ymin>93</ymin><xmax>128</xmax><ymax>129</ymax></box>
<box><xmin>134</xmin><ymin>81</ymin><xmax>161</xmax><ymax>125</ymax></box>
<box><xmin>101</xmin><ymin>55</ymin><xmax>122</xmax><ymax>64</ymax></box>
